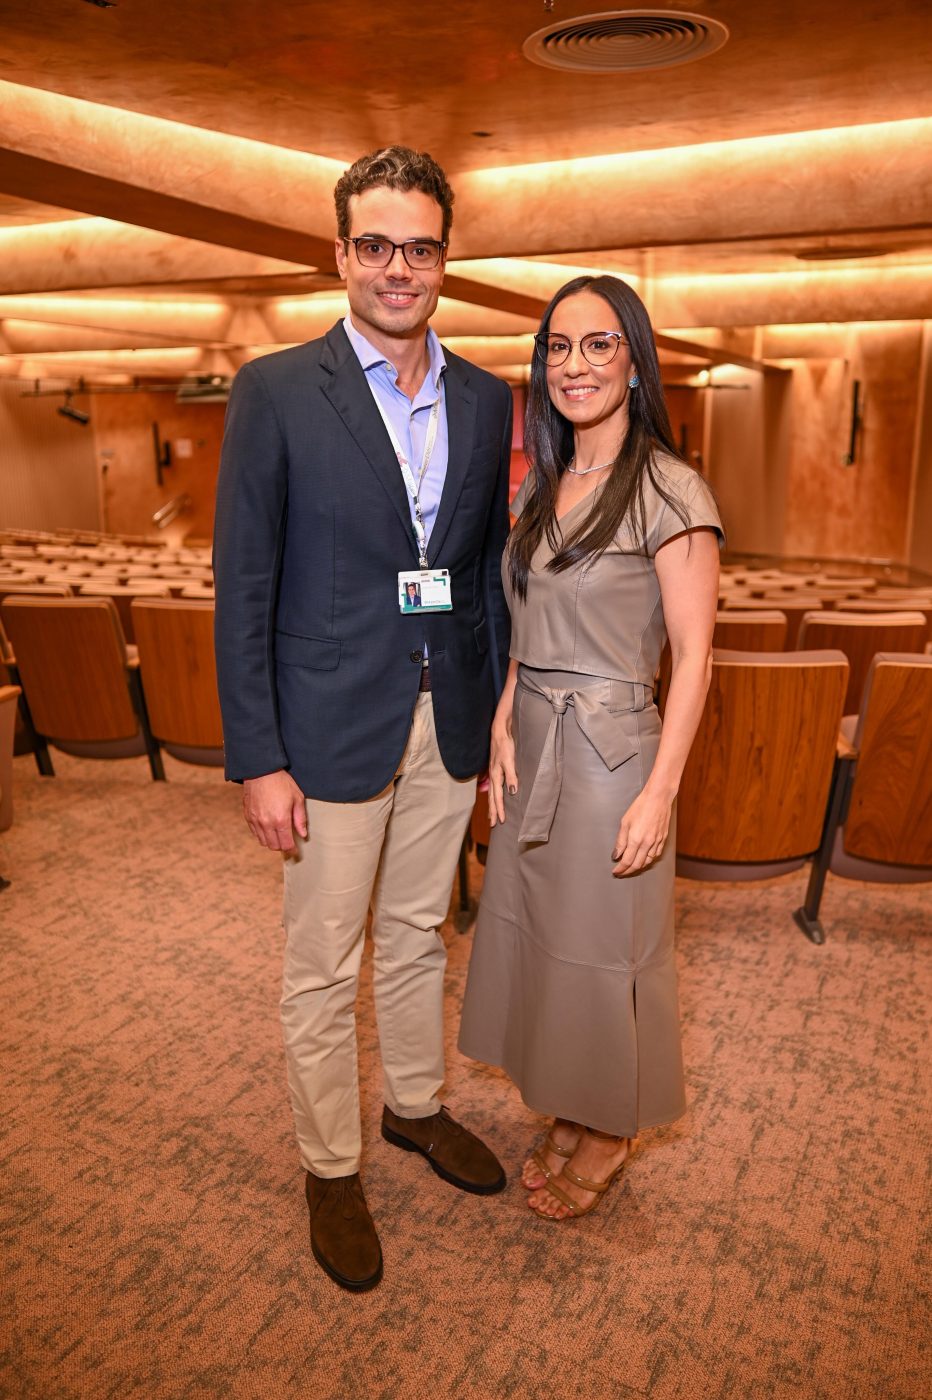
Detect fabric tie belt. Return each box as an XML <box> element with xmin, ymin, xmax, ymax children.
<box><xmin>517</xmin><ymin>669</ymin><xmax>653</xmax><ymax>845</ymax></box>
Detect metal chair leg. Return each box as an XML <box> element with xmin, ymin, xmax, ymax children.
<box><xmin>127</xmin><ymin>668</ymin><xmax>165</xmax><ymax>781</ymax></box>
<box><xmin>7</xmin><ymin>663</ymin><xmax>54</xmax><ymax>775</ymax></box>
<box><xmin>794</xmin><ymin>755</ymin><xmax>854</xmax><ymax>944</ymax></box>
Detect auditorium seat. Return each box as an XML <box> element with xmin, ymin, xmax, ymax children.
<box><xmin>713</xmin><ymin>610</ymin><xmax>787</xmax><ymax>651</ymax></box>
<box><xmin>676</xmin><ymin>649</ymin><xmax>848</xmax><ymax>884</ymax></box>
<box><xmin>842</xmin><ymin>598</ymin><xmax>932</xmax><ymax>640</ymax></box>
<box><xmin>78</xmin><ymin>582</ymin><xmax>172</xmax><ymax>644</ymax></box>
<box><xmin>0</xmin><ymin>597</ymin><xmax>164</xmax><ymax>779</ymax></box>
<box><xmin>724</xmin><ymin>595</ymin><xmax>823</xmax><ymax>649</ymax></box>
<box><xmin>794</xmin><ymin>653</ymin><xmax>932</xmax><ymax>943</ymax></box>
<box><xmin>872</xmin><ymin>585</ymin><xmax>932</xmax><ymax>602</ymax></box>
<box><xmin>813</xmin><ymin>574</ymin><xmax>877</xmax><ymax>592</ymax></box>
<box><xmin>131</xmin><ymin>599</ymin><xmax>224</xmax><ymax>764</ymax></box>
<box><xmin>796</xmin><ymin>611</ymin><xmax>928</xmax><ymax>714</ymax></box>
<box><xmin>0</xmin><ymin>581</ymin><xmax>73</xmax><ymax>599</ymax></box>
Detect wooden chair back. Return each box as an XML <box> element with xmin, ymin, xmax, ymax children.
<box><xmin>0</xmin><ymin>597</ymin><xmax>138</xmax><ymax>741</ymax></box>
<box><xmin>844</xmin><ymin>654</ymin><xmax>932</xmax><ymax>866</ymax></box>
<box><xmin>131</xmin><ymin>599</ymin><xmax>223</xmax><ymax>749</ymax></box>
<box><xmin>797</xmin><ymin>612</ymin><xmax>928</xmax><ymax>713</ymax></box>
<box><xmin>78</xmin><ymin>582</ymin><xmax>171</xmax><ymax>643</ymax></box>
<box><xmin>725</xmin><ymin>596</ymin><xmax>823</xmax><ymax>649</ymax></box>
<box><xmin>677</xmin><ymin>650</ymin><xmax>849</xmax><ymax>862</ymax></box>
<box><xmin>872</xmin><ymin>586</ymin><xmax>932</xmax><ymax>602</ymax></box>
<box><xmin>0</xmin><ymin>582</ymin><xmax>73</xmax><ymax>600</ymax></box>
<box><xmin>840</xmin><ymin>599</ymin><xmax>932</xmax><ymax>639</ymax></box>
<box><xmin>713</xmin><ymin>610</ymin><xmax>787</xmax><ymax>651</ymax></box>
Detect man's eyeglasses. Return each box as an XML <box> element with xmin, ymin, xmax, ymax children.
<box><xmin>344</xmin><ymin>236</ymin><xmax>446</xmax><ymax>270</ymax></box>
<box><xmin>534</xmin><ymin>331</ymin><xmax>629</xmax><ymax>367</ymax></box>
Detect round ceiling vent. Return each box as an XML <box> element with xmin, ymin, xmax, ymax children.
<box><xmin>523</xmin><ymin>10</ymin><xmax>730</xmax><ymax>73</ymax></box>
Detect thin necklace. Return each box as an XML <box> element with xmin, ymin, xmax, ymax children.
<box><xmin>566</xmin><ymin>459</ymin><xmax>613</xmax><ymax>476</ymax></box>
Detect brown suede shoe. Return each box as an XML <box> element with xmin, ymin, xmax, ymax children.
<box><xmin>304</xmin><ymin>1171</ymin><xmax>383</xmax><ymax>1292</ymax></box>
<box><xmin>381</xmin><ymin>1105</ymin><xmax>506</xmax><ymax>1195</ymax></box>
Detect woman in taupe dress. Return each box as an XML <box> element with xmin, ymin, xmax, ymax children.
<box><xmin>459</xmin><ymin>275</ymin><xmax>723</xmax><ymax>1220</ymax></box>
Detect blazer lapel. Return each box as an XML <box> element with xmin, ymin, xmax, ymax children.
<box><xmin>428</xmin><ymin>356</ymin><xmax>477</xmax><ymax>565</ymax></box>
<box><xmin>319</xmin><ymin>323</ymin><xmax>418</xmax><ymax>556</ymax></box>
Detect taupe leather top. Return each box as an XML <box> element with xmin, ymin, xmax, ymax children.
<box><xmin>505</xmin><ymin>453</ymin><xmax>724</xmax><ymax>685</ymax></box>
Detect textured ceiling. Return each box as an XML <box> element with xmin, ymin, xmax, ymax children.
<box><xmin>1</xmin><ymin>1</ymin><xmax>930</xmax><ymax>168</ymax></box>
<box><xmin>0</xmin><ymin>0</ymin><xmax>930</xmax><ymax>382</ymax></box>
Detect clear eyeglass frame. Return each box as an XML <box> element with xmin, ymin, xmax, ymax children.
<box><xmin>534</xmin><ymin>331</ymin><xmax>629</xmax><ymax>367</ymax></box>
<box><xmin>344</xmin><ymin>236</ymin><xmax>446</xmax><ymax>270</ymax></box>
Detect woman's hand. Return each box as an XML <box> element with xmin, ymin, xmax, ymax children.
<box><xmin>488</xmin><ymin>718</ymin><xmax>518</xmax><ymax>826</ymax></box>
<box><xmin>612</xmin><ymin>786</ymin><xmax>674</xmax><ymax>876</ymax></box>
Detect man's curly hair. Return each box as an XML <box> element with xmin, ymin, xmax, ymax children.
<box><xmin>334</xmin><ymin>146</ymin><xmax>454</xmax><ymax>242</ymax></box>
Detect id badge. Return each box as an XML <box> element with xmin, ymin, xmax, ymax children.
<box><xmin>398</xmin><ymin>568</ymin><xmax>453</xmax><ymax>614</ymax></box>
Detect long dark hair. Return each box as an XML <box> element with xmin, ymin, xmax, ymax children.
<box><xmin>508</xmin><ymin>275</ymin><xmax>689</xmax><ymax>601</ymax></box>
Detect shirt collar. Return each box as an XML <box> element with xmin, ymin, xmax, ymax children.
<box><xmin>343</xmin><ymin>314</ymin><xmax>446</xmax><ymax>392</ymax></box>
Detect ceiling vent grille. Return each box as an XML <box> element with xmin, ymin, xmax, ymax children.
<box><xmin>523</xmin><ymin>10</ymin><xmax>729</xmax><ymax>73</ymax></box>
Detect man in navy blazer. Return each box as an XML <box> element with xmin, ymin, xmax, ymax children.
<box><xmin>213</xmin><ymin>147</ymin><xmax>512</xmax><ymax>1292</ymax></box>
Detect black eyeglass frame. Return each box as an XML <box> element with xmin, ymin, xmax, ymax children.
<box><xmin>534</xmin><ymin>330</ymin><xmax>630</xmax><ymax>367</ymax></box>
<box><xmin>343</xmin><ymin>236</ymin><xmax>447</xmax><ymax>270</ymax></box>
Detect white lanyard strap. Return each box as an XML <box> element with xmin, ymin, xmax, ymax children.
<box><xmin>373</xmin><ymin>396</ymin><xmax>441</xmax><ymax>567</ymax></box>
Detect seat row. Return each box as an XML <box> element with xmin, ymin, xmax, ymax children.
<box><xmin>4</xmin><ymin>598</ymin><xmax>931</xmax><ymax>945</ymax></box>
<box><xmin>470</xmin><ymin>648</ymin><xmax>932</xmax><ymax>943</ymax></box>
<box><xmin>0</xmin><ymin>596</ymin><xmax>223</xmax><ymax>781</ymax></box>
<box><xmin>711</xmin><ymin>609</ymin><xmax>931</xmax><ymax>712</ymax></box>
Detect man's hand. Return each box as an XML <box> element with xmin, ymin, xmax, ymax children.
<box><xmin>243</xmin><ymin>770</ymin><xmax>307</xmax><ymax>855</ymax></box>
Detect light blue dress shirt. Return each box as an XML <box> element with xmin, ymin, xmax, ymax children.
<box><xmin>343</xmin><ymin>314</ymin><xmax>449</xmax><ymax>557</ymax></box>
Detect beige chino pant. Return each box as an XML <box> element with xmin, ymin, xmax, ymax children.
<box><xmin>281</xmin><ymin>692</ymin><xmax>477</xmax><ymax>1177</ymax></box>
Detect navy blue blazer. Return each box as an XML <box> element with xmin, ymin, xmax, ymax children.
<box><xmin>213</xmin><ymin>322</ymin><xmax>513</xmax><ymax>802</ymax></box>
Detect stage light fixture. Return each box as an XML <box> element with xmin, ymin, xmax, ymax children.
<box><xmin>57</xmin><ymin>393</ymin><xmax>90</xmax><ymax>426</ymax></box>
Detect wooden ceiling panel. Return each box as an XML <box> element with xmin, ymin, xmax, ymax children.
<box><xmin>0</xmin><ymin>1</ymin><xmax>930</xmax><ymax>384</ymax></box>
<box><xmin>0</xmin><ymin>1</ymin><xmax>930</xmax><ymax>170</ymax></box>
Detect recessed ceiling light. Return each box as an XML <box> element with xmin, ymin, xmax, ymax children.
<box><xmin>794</xmin><ymin>247</ymin><xmax>887</xmax><ymax>261</ymax></box>
<box><xmin>523</xmin><ymin>9</ymin><xmax>729</xmax><ymax>73</ymax></box>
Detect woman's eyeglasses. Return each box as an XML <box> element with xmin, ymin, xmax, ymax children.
<box><xmin>534</xmin><ymin>331</ymin><xmax>629</xmax><ymax>367</ymax></box>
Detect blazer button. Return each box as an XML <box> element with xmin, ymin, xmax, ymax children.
<box><xmin>409</xmin><ymin>649</ymin><xmax>423</xmax><ymax>663</ymax></box>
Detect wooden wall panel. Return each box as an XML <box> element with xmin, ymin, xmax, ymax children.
<box><xmin>783</xmin><ymin>325</ymin><xmax>923</xmax><ymax>563</ymax></box>
<box><xmin>705</xmin><ymin>367</ymin><xmax>790</xmax><ymax>557</ymax></box>
<box><xmin>90</xmin><ymin>393</ymin><xmax>226</xmax><ymax>544</ymax></box>
<box><xmin>908</xmin><ymin>321</ymin><xmax>932</xmax><ymax>576</ymax></box>
<box><xmin>0</xmin><ymin>380</ymin><xmax>99</xmax><ymax>530</ymax></box>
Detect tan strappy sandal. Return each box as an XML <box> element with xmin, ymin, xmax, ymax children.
<box><xmin>531</xmin><ymin>1130</ymin><xmax>635</xmax><ymax>1220</ymax></box>
<box><xmin>522</xmin><ymin>1129</ymin><xmax>578</xmax><ymax>1190</ymax></box>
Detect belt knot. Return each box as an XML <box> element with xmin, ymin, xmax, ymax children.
<box><xmin>516</xmin><ymin>673</ymin><xmax>646</xmax><ymax>845</ymax></box>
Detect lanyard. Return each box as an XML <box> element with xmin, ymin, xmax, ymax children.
<box><xmin>373</xmin><ymin>395</ymin><xmax>441</xmax><ymax>568</ymax></box>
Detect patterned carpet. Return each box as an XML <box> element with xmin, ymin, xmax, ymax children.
<box><xmin>0</xmin><ymin>752</ymin><xmax>929</xmax><ymax>1400</ymax></box>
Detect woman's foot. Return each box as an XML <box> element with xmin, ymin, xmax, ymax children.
<box><xmin>520</xmin><ymin>1119</ymin><xmax>583</xmax><ymax>1190</ymax></box>
<box><xmin>528</xmin><ymin>1129</ymin><xmax>634</xmax><ymax>1219</ymax></box>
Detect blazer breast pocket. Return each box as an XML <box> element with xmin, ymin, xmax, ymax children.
<box><xmin>275</xmin><ymin>630</ymin><xmax>342</xmax><ymax>670</ymax></box>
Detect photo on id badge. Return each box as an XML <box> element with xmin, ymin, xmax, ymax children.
<box><xmin>398</xmin><ymin>569</ymin><xmax>453</xmax><ymax>614</ymax></box>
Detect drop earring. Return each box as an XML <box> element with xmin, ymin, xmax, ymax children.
<box><xmin>628</xmin><ymin>374</ymin><xmax>640</xmax><ymax>388</ymax></box>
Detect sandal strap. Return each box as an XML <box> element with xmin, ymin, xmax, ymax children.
<box><xmin>539</xmin><ymin>1174</ymin><xmax>583</xmax><ymax>1215</ymax></box>
<box><xmin>587</xmin><ymin>1128</ymin><xmax>627</xmax><ymax>1143</ymax></box>
<box><xmin>561</xmin><ymin>1164</ymin><xmax>615</xmax><ymax>1194</ymax></box>
<box><xmin>544</xmin><ymin>1133</ymin><xmax>575</xmax><ymax>1159</ymax></box>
